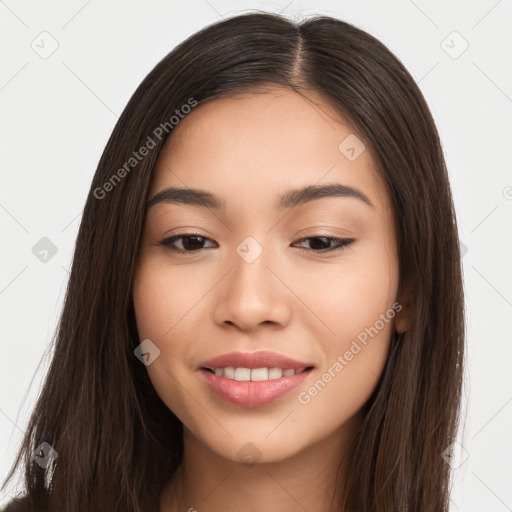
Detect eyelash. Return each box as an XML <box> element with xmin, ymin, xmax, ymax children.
<box><xmin>158</xmin><ymin>233</ymin><xmax>355</xmax><ymax>255</ymax></box>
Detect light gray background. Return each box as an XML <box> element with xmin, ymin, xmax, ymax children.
<box><xmin>1</xmin><ymin>1</ymin><xmax>511</xmax><ymax>510</ymax></box>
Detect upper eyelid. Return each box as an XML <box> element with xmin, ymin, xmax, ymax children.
<box><xmin>161</xmin><ymin>233</ymin><xmax>350</xmax><ymax>243</ymax></box>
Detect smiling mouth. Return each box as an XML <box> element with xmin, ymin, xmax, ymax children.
<box><xmin>199</xmin><ymin>365</ymin><xmax>315</xmax><ymax>407</ymax></box>
<box><xmin>201</xmin><ymin>366</ymin><xmax>314</xmax><ymax>381</ymax></box>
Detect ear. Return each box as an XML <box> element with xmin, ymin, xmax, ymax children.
<box><xmin>394</xmin><ymin>280</ymin><xmax>414</xmax><ymax>334</ymax></box>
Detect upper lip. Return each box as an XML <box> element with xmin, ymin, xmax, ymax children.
<box><xmin>199</xmin><ymin>350</ymin><xmax>315</xmax><ymax>371</ymax></box>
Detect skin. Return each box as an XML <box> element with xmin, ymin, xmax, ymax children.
<box><xmin>132</xmin><ymin>87</ymin><xmax>411</xmax><ymax>512</ymax></box>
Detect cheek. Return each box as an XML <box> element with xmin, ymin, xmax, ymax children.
<box><xmin>132</xmin><ymin>262</ymin><xmax>192</xmax><ymax>381</ymax></box>
<box><xmin>294</xmin><ymin>243</ymin><xmax>398</xmax><ymax>345</ymax></box>
<box><xmin>132</xmin><ymin>257</ymin><xmax>213</xmax><ymax>345</ymax></box>
<box><xmin>132</xmin><ymin>265</ymin><xmax>167</xmax><ymax>340</ymax></box>
<box><xmin>293</xmin><ymin>308</ymin><xmax>395</xmax><ymax>436</ymax></box>
<box><xmin>132</xmin><ymin>253</ymin><xmax>192</xmax><ymax>340</ymax></box>
<box><xmin>132</xmin><ymin>263</ymin><xmax>192</xmax><ymax>419</ymax></box>
<box><xmin>291</xmin><ymin>242</ymin><xmax>398</xmax><ymax>411</ymax></box>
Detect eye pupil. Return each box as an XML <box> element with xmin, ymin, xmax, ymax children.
<box><xmin>182</xmin><ymin>235</ymin><xmax>204</xmax><ymax>251</ymax></box>
<box><xmin>309</xmin><ymin>237</ymin><xmax>331</xmax><ymax>250</ymax></box>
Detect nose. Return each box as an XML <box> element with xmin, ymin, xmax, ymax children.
<box><xmin>212</xmin><ymin>242</ymin><xmax>291</xmax><ymax>333</ymax></box>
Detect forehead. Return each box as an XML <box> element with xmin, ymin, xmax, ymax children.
<box><xmin>149</xmin><ymin>88</ymin><xmax>389</xmax><ymax>214</ymax></box>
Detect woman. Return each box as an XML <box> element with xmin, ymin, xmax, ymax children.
<box><xmin>1</xmin><ymin>11</ymin><xmax>465</xmax><ymax>512</ymax></box>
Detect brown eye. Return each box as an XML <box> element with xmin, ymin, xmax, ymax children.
<box><xmin>159</xmin><ymin>234</ymin><xmax>217</xmax><ymax>254</ymax></box>
<box><xmin>292</xmin><ymin>236</ymin><xmax>355</xmax><ymax>253</ymax></box>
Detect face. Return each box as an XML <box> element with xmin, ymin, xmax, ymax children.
<box><xmin>132</xmin><ymin>87</ymin><xmax>407</xmax><ymax>464</ymax></box>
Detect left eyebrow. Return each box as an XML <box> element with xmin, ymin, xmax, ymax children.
<box><xmin>278</xmin><ymin>183</ymin><xmax>374</xmax><ymax>210</ymax></box>
<box><xmin>147</xmin><ymin>183</ymin><xmax>374</xmax><ymax>210</ymax></box>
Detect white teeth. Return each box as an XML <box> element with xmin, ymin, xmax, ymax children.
<box><xmin>268</xmin><ymin>367</ymin><xmax>283</xmax><ymax>379</ymax></box>
<box><xmin>251</xmin><ymin>368</ymin><xmax>269</xmax><ymax>381</ymax></box>
<box><xmin>209</xmin><ymin>366</ymin><xmax>307</xmax><ymax>381</ymax></box>
<box><xmin>234</xmin><ymin>368</ymin><xmax>251</xmax><ymax>381</ymax></box>
<box><xmin>223</xmin><ymin>367</ymin><xmax>235</xmax><ymax>379</ymax></box>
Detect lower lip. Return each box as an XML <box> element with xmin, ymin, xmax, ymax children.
<box><xmin>199</xmin><ymin>368</ymin><xmax>312</xmax><ymax>408</ymax></box>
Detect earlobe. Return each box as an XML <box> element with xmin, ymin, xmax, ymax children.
<box><xmin>395</xmin><ymin>308</ymin><xmax>411</xmax><ymax>334</ymax></box>
<box><xmin>394</xmin><ymin>282</ymin><xmax>415</xmax><ymax>334</ymax></box>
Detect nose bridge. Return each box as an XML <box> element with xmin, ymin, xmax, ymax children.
<box><xmin>213</xmin><ymin>233</ymin><xmax>289</xmax><ymax>331</ymax></box>
<box><xmin>231</xmin><ymin>233</ymin><xmax>276</xmax><ymax>299</ymax></box>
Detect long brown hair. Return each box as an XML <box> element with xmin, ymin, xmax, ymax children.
<box><xmin>2</xmin><ymin>12</ymin><xmax>465</xmax><ymax>511</ymax></box>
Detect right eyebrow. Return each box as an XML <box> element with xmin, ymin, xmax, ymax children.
<box><xmin>147</xmin><ymin>187</ymin><xmax>225</xmax><ymax>210</ymax></box>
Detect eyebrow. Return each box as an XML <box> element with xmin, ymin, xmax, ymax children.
<box><xmin>147</xmin><ymin>183</ymin><xmax>374</xmax><ymax>210</ymax></box>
